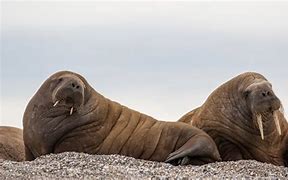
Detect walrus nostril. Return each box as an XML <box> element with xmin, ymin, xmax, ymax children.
<box><xmin>261</xmin><ymin>91</ymin><xmax>272</xmax><ymax>97</ymax></box>
<box><xmin>70</xmin><ymin>82</ymin><xmax>81</xmax><ymax>89</ymax></box>
<box><xmin>267</xmin><ymin>91</ymin><xmax>271</xmax><ymax>96</ymax></box>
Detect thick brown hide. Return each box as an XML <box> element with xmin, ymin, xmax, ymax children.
<box><xmin>179</xmin><ymin>72</ymin><xmax>288</xmax><ymax>166</ymax></box>
<box><xmin>23</xmin><ymin>71</ymin><xmax>220</xmax><ymax>165</ymax></box>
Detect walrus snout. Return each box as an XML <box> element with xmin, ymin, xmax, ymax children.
<box><xmin>253</xmin><ymin>96</ymin><xmax>281</xmax><ymax>114</ymax></box>
<box><xmin>247</xmin><ymin>81</ymin><xmax>280</xmax><ymax>114</ymax></box>
<box><xmin>52</xmin><ymin>76</ymin><xmax>85</xmax><ymax>115</ymax></box>
<box><xmin>259</xmin><ymin>87</ymin><xmax>281</xmax><ymax>112</ymax></box>
<box><xmin>253</xmin><ymin>96</ymin><xmax>282</xmax><ymax>140</ymax></box>
<box><xmin>61</xmin><ymin>79</ymin><xmax>84</xmax><ymax>98</ymax></box>
<box><xmin>244</xmin><ymin>80</ymin><xmax>283</xmax><ymax>140</ymax></box>
<box><xmin>270</xmin><ymin>97</ymin><xmax>281</xmax><ymax>112</ymax></box>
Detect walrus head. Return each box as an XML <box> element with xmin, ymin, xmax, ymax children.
<box><xmin>243</xmin><ymin>80</ymin><xmax>282</xmax><ymax>140</ymax></box>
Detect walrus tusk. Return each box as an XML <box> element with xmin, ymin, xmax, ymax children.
<box><xmin>256</xmin><ymin>114</ymin><xmax>264</xmax><ymax>140</ymax></box>
<box><xmin>273</xmin><ymin>111</ymin><xmax>282</xmax><ymax>135</ymax></box>
<box><xmin>53</xmin><ymin>101</ymin><xmax>59</xmax><ymax>107</ymax></box>
<box><xmin>70</xmin><ymin>107</ymin><xmax>73</xmax><ymax>115</ymax></box>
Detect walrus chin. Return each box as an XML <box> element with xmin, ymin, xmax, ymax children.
<box><xmin>255</xmin><ymin>111</ymin><xmax>282</xmax><ymax>140</ymax></box>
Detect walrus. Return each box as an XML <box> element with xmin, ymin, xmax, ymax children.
<box><xmin>179</xmin><ymin>72</ymin><xmax>288</xmax><ymax>166</ymax></box>
<box><xmin>23</xmin><ymin>71</ymin><xmax>221</xmax><ymax>165</ymax></box>
<box><xmin>0</xmin><ymin>126</ymin><xmax>25</xmax><ymax>161</ymax></box>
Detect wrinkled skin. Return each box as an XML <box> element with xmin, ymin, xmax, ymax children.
<box><xmin>0</xmin><ymin>126</ymin><xmax>25</xmax><ymax>161</ymax></box>
<box><xmin>179</xmin><ymin>72</ymin><xmax>288</xmax><ymax>166</ymax></box>
<box><xmin>23</xmin><ymin>71</ymin><xmax>221</xmax><ymax>165</ymax></box>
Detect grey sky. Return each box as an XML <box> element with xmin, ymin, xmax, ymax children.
<box><xmin>1</xmin><ymin>1</ymin><xmax>288</xmax><ymax>128</ymax></box>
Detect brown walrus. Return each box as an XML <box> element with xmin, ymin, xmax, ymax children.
<box><xmin>23</xmin><ymin>71</ymin><xmax>221</xmax><ymax>165</ymax></box>
<box><xmin>0</xmin><ymin>126</ymin><xmax>25</xmax><ymax>161</ymax></box>
<box><xmin>179</xmin><ymin>72</ymin><xmax>288</xmax><ymax>166</ymax></box>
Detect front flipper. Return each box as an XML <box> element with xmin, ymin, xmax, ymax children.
<box><xmin>165</xmin><ymin>135</ymin><xmax>221</xmax><ymax>165</ymax></box>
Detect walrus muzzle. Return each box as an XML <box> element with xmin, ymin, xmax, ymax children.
<box><xmin>52</xmin><ymin>76</ymin><xmax>85</xmax><ymax>115</ymax></box>
<box><xmin>245</xmin><ymin>80</ymin><xmax>282</xmax><ymax>140</ymax></box>
<box><xmin>254</xmin><ymin>98</ymin><xmax>282</xmax><ymax>140</ymax></box>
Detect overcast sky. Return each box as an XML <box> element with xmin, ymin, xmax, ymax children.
<box><xmin>1</xmin><ymin>1</ymin><xmax>288</xmax><ymax>128</ymax></box>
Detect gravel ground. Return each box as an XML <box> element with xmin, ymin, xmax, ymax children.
<box><xmin>0</xmin><ymin>152</ymin><xmax>287</xmax><ymax>179</ymax></box>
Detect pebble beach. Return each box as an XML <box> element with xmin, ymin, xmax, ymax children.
<box><xmin>1</xmin><ymin>152</ymin><xmax>287</xmax><ymax>179</ymax></box>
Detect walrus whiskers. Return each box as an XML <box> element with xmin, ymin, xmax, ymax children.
<box><xmin>256</xmin><ymin>114</ymin><xmax>264</xmax><ymax>140</ymax></box>
<box><xmin>70</xmin><ymin>107</ymin><xmax>73</xmax><ymax>115</ymax></box>
<box><xmin>273</xmin><ymin>111</ymin><xmax>282</xmax><ymax>135</ymax></box>
<box><xmin>53</xmin><ymin>100</ymin><xmax>59</xmax><ymax>107</ymax></box>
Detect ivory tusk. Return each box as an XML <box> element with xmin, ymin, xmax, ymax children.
<box><xmin>256</xmin><ymin>114</ymin><xmax>264</xmax><ymax>140</ymax></box>
<box><xmin>273</xmin><ymin>111</ymin><xmax>282</xmax><ymax>135</ymax></box>
<box><xmin>70</xmin><ymin>107</ymin><xmax>74</xmax><ymax>115</ymax></box>
<box><xmin>53</xmin><ymin>101</ymin><xmax>59</xmax><ymax>107</ymax></box>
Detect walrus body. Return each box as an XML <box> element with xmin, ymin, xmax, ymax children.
<box><xmin>23</xmin><ymin>71</ymin><xmax>220</xmax><ymax>165</ymax></box>
<box><xmin>0</xmin><ymin>126</ymin><xmax>25</xmax><ymax>161</ymax></box>
<box><xmin>179</xmin><ymin>72</ymin><xmax>288</xmax><ymax>166</ymax></box>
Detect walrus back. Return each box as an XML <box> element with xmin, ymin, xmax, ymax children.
<box><xmin>178</xmin><ymin>107</ymin><xmax>201</xmax><ymax>124</ymax></box>
<box><xmin>97</xmin><ymin>101</ymin><xmax>212</xmax><ymax>162</ymax></box>
<box><xmin>54</xmin><ymin>95</ymin><xmax>202</xmax><ymax>162</ymax></box>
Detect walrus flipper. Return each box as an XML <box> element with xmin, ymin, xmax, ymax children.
<box><xmin>165</xmin><ymin>135</ymin><xmax>221</xmax><ymax>165</ymax></box>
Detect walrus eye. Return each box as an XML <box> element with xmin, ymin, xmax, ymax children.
<box><xmin>58</xmin><ymin>78</ymin><xmax>63</xmax><ymax>82</ymax></box>
<box><xmin>244</xmin><ymin>90</ymin><xmax>250</xmax><ymax>99</ymax></box>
